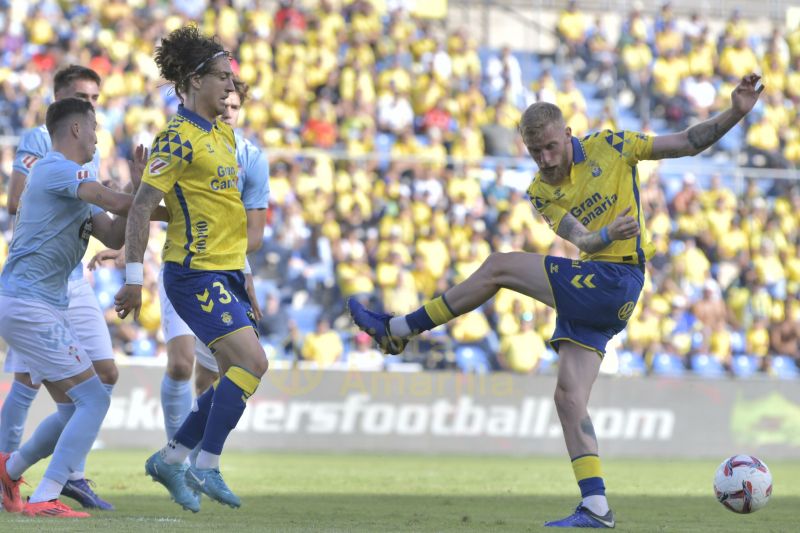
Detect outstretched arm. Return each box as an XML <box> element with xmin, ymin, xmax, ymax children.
<box><xmin>556</xmin><ymin>207</ymin><xmax>640</xmax><ymax>254</ymax></box>
<box><xmin>650</xmin><ymin>73</ymin><xmax>764</xmax><ymax>160</ymax></box>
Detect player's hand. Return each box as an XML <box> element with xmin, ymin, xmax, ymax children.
<box><xmin>244</xmin><ymin>273</ymin><xmax>263</xmax><ymax>322</ymax></box>
<box><xmin>128</xmin><ymin>144</ymin><xmax>148</xmax><ymax>191</ymax></box>
<box><xmin>731</xmin><ymin>74</ymin><xmax>764</xmax><ymax>118</ymax></box>
<box><xmin>606</xmin><ymin>206</ymin><xmax>639</xmax><ymax>241</ymax></box>
<box><xmin>88</xmin><ymin>248</ymin><xmax>123</xmax><ymax>270</ymax></box>
<box><xmin>114</xmin><ymin>284</ymin><xmax>143</xmax><ymax>320</ymax></box>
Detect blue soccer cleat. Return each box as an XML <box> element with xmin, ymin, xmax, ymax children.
<box><xmin>61</xmin><ymin>478</ymin><xmax>115</xmax><ymax>510</ymax></box>
<box><xmin>347</xmin><ymin>298</ymin><xmax>407</xmax><ymax>355</ymax></box>
<box><xmin>145</xmin><ymin>451</ymin><xmax>200</xmax><ymax>513</ymax></box>
<box><xmin>545</xmin><ymin>504</ymin><xmax>616</xmax><ymax>528</ymax></box>
<box><xmin>185</xmin><ymin>466</ymin><xmax>241</xmax><ymax>509</ymax></box>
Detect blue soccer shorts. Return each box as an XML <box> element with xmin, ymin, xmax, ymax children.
<box><xmin>163</xmin><ymin>261</ymin><xmax>256</xmax><ymax>347</ymax></box>
<box><xmin>543</xmin><ymin>256</ymin><xmax>645</xmax><ymax>356</ymax></box>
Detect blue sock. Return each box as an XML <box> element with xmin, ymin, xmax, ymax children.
<box><xmin>173</xmin><ymin>384</ymin><xmax>215</xmax><ymax>449</ymax></box>
<box><xmin>0</xmin><ymin>381</ymin><xmax>39</xmax><ymax>453</ymax></box>
<box><xmin>42</xmin><ymin>376</ymin><xmax>110</xmax><ymax>485</ymax></box>
<box><xmin>161</xmin><ymin>375</ymin><xmax>193</xmax><ymax>441</ymax></box>
<box><xmin>200</xmin><ymin>367</ymin><xmax>260</xmax><ymax>455</ymax></box>
<box><xmin>17</xmin><ymin>403</ymin><xmax>74</xmax><ymax>466</ymax></box>
<box><xmin>69</xmin><ymin>383</ymin><xmax>115</xmax><ymax>480</ymax></box>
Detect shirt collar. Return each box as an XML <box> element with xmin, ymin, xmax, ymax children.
<box><xmin>571</xmin><ymin>136</ymin><xmax>586</xmax><ymax>164</ymax></box>
<box><xmin>178</xmin><ymin>105</ymin><xmax>213</xmax><ymax>133</ymax></box>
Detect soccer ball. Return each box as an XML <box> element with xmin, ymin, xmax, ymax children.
<box><xmin>713</xmin><ymin>455</ymin><xmax>772</xmax><ymax>513</ymax></box>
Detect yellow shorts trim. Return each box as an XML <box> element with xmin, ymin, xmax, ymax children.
<box><xmin>547</xmin><ymin>337</ymin><xmax>604</xmax><ymax>359</ymax></box>
<box><xmin>207</xmin><ymin>325</ymin><xmax>253</xmax><ymax>348</ymax></box>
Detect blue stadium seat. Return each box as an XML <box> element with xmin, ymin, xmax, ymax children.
<box><xmin>454</xmin><ymin>345</ymin><xmax>491</xmax><ymax>374</ymax></box>
<box><xmin>537</xmin><ymin>348</ymin><xmax>559</xmax><ymax>375</ymax></box>
<box><xmin>617</xmin><ymin>350</ymin><xmax>646</xmax><ymax>376</ymax></box>
<box><xmin>731</xmin><ymin>354</ymin><xmax>760</xmax><ymax>378</ymax></box>
<box><xmin>288</xmin><ymin>304</ymin><xmax>321</xmax><ymax>334</ymax></box>
<box><xmin>651</xmin><ymin>352</ymin><xmax>686</xmax><ymax>377</ymax></box>
<box><xmin>771</xmin><ymin>355</ymin><xmax>800</xmax><ymax>379</ymax></box>
<box><xmin>690</xmin><ymin>354</ymin><xmax>727</xmax><ymax>378</ymax></box>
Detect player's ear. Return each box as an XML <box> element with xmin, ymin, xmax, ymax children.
<box><xmin>564</xmin><ymin>125</ymin><xmax>572</xmax><ymax>139</ymax></box>
<box><xmin>190</xmin><ymin>74</ymin><xmax>202</xmax><ymax>91</ymax></box>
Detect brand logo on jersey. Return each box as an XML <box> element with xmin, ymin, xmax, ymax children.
<box><xmin>206</xmin><ymin>143</ymin><xmax>215</xmax><ymax>153</ymax></box>
<box><xmin>570</xmin><ymin>192</ymin><xmax>618</xmax><ymax>226</ymax></box>
<box><xmin>149</xmin><ymin>158</ymin><xmax>169</xmax><ymax>175</ymax></box>
<box><xmin>76</xmin><ymin>170</ymin><xmax>89</xmax><ymax>180</ymax></box>
<box><xmin>21</xmin><ymin>155</ymin><xmax>39</xmax><ymax>169</ymax></box>
<box><xmin>553</xmin><ymin>188</ymin><xmax>565</xmax><ymax>200</ymax></box>
<box><xmin>221</xmin><ymin>312</ymin><xmax>233</xmax><ymax>326</ymax></box>
<box><xmin>588</xmin><ymin>159</ymin><xmax>603</xmax><ymax>177</ymax></box>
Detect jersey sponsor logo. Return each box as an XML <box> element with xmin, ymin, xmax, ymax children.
<box><xmin>195</xmin><ymin>220</ymin><xmax>208</xmax><ymax>254</ymax></box>
<box><xmin>570</xmin><ymin>192</ymin><xmax>618</xmax><ymax>226</ymax></box>
<box><xmin>79</xmin><ymin>217</ymin><xmax>93</xmax><ymax>242</ymax></box>
<box><xmin>149</xmin><ymin>157</ymin><xmax>169</xmax><ymax>175</ymax></box>
<box><xmin>21</xmin><ymin>155</ymin><xmax>39</xmax><ymax>169</ymax></box>
<box><xmin>211</xmin><ymin>166</ymin><xmax>238</xmax><ymax>191</ymax></box>
<box><xmin>76</xmin><ymin>169</ymin><xmax>90</xmax><ymax>180</ymax></box>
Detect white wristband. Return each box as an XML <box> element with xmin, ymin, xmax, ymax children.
<box><xmin>126</xmin><ymin>262</ymin><xmax>144</xmax><ymax>285</ymax></box>
<box><xmin>243</xmin><ymin>257</ymin><xmax>252</xmax><ymax>275</ymax></box>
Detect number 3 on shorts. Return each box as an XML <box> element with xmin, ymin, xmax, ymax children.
<box><xmin>195</xmin><ymin>281</ymin><xmax>238</xmax><ymax>313</ymax></box>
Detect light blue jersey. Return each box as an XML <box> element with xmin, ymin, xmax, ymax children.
<box><xmin>235</xmin><ymin>131</ymin><xmax>269</xmax><ymax>210</ymax></box>
<box><xmin>1</xmin><ymin>152</ymin><xmax>98</xmax><ymax>309</ymax></box>
<box><xmin>13</xmin><ymin>124</ymin><xmax>101</xmax><ymax>281</ymax></box>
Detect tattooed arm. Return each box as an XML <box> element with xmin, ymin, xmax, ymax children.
<box><xmin>650</xmin><ymin>73</ymin><xmax>764</xmax><ymax>160</ymax></box>
<box><xmin>556</xmin><ymin>207</ymin><xmax>640</xmax><ymax>254</ymax></box>
<box><xmin>114</xmin><ymin>183</ymin><xmax>165</xmax><ymax>319</ymax></box>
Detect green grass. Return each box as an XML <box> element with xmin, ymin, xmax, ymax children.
<box><xmin>1</xmin><ymin>451</ymin><xmax>797</xmax><ymax>532</ymax></box>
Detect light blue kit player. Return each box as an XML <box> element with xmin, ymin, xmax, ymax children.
<box><xmin>0</xmin><ymin>65</ymin><xmax>119</xmax><ymax>511</ymax></box>
<box><xmin>156</xmin><ymin>77</ymin><xmax>269</xmax><ymax>442</ymax></box>
<box><xmin>0</xmin><ymin>98</ymin><xmax>144</xmax><ymax>518</ymax></box>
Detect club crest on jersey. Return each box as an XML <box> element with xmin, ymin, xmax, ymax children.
<box><xmin>221</xmin><ymin>312</ymin><xmax>233</xmax><ymax>326</ymax></box>
<box><xmin>588</xmin><ymin>160</ymin><xmax>603</xmax><ymax>177</ymax></box>
<box><xmin>22</xmin><ymin>155</ymin><xmax>39</xmax><ymax>169</ymax></box>
<box><xmin>76</xmin><ymin>169</ymin><xmax>90</xmax><ymax>180</ymax></box>
<box><xmin>149</xmin><ymin>158</ymin><xmax>169</xmax><ymax>175</ymax></box>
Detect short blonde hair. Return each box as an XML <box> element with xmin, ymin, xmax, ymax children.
<box><xmin>518</xmin><ymin>102</ymin><xmax>564</xmax><ymax>144</ymax></box>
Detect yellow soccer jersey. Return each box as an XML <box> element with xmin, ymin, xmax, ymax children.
<box><xmin>143</xmin><ymin>106</ymin><xmax>246</xmax><ymax>271</ymax></box>
<box><xmin>527</xmin><ymin>131</ymin><xmax>655</xmax><ymax>264</ymax></box>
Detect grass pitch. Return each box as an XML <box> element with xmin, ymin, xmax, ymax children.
<box><xmin>0</xmin><ymin>451</ymin><xmax>796</xmax><ymax>532</ymax></box>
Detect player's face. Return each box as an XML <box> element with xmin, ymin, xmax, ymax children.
<box><xmin>78</xmin><ymin>111</ymin><xmax>98</xmax><ymax>164</ymax></box>
<box><xmin>58</xmin><ymin>79</ymin><xmax>101</xmax><ymax>107</ymax></box>
<box><xmin>221</xmin><ymin>91</ymin><xmax>242</xmax><ymax>127</ymax></box>
<box><xmin>524</xmin><ymin>121</ymin><xmax>572</xmax><ymax>182</ymax></box>
<box><xmin>198</xmin><ymin>57</ymin><xmax>235</xmax><ymax>117</ymax></box>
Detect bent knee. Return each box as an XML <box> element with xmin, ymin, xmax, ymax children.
<box><xmin>93</xmin><ymin>360</ymin><xmax>119</xmax><ymax>385</ymax></box>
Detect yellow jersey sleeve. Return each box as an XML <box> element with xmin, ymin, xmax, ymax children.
<box><xmin>142</xmin><ymin>130</ymin><xmax>191</xmax><ymax>192</ymax></box>
<box><xmin>528</xmin><ymin>185</ymin><xmax>568</xmax><ymax>233</ymax></box>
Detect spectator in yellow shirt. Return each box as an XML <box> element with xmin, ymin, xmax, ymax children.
<box><xmin>497</xmin><ymin>313</ymin><xmax>546</xmax><ymax>373</ymax></box>
<box><xmin>301</xmin><ymin>316</ymin><xmax>344</xmax><ymax>367</ymax></box>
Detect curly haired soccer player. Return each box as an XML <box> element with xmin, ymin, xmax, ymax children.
<box><xmin>350</xmin><ymin>73</ymin><xmax>764</xmax><ymax>528</ymax></box>
<box><xmin>114</xmin><ymin>26</ymin><xmax>268</xmax><ymax>512</ymax></box>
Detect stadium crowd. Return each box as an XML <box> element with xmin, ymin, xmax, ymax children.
<box><xmin>0</xmin><ymin>0</ymin><xmax>799</xmax><ymax>378</ymax></box>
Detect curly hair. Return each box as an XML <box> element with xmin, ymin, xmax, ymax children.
<box><xmin>232</xmin><ymin>77</ymin><xmax>250</xmax><ymax>104</ymax></box>
<box><xmin>154</xmin><ymin>24</ymin><xmax>228</xmax><ymax>98</ymax></box>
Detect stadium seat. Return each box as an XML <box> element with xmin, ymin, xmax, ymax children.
<box><xmin>731</xmin><ymin>354</ymin><xmax>760</xmax><ymax>378</ymax></box>
<box><xmin>454</xmin><ymin>345</ymin><xmax>491</xmax><ymax>374</ymax></box>
<box><xmin>771</xmin><ymin>355</ymin><xmax>800</xmax><ymax>379</ymax></box>
<box><xmin>617</xmin><ymin>350</ymin><xmax>646</xmax><ymax>376</ymax></box>
<box><xmin>288</xmin><ymin>304</ymin><xmax>321</xmax><ymax>334</ymax></box>
<box><xmin>651</xmin><ymin>352</ymin><xmax>686</xmax><ymax>377</ymax></box>
<box><xmin>131</xmin><ymin>338</ymin><xmax>155</xmax><ymax>357</ymax></box>
<box><xmin>689</xmin><ymin>354</ymin><xmax>727</xmax><ymax>378</ymax></box>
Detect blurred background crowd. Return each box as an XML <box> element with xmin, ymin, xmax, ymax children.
<box><xmin>0</xmin><ymin>0</ymin><xmax>799</xmax><ymax>379</ymax></box>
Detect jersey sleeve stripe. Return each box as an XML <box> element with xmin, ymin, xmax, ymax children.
<box><xmin>173</xmin><ymin>183</ymin><xmax>195</xmax><ymax>268</ymax></box>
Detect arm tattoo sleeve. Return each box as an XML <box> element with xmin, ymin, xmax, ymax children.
<box><xmin>124</xmin><ymin>183</ymin><xmax>163</xmax><ymax>263</ymax></box>
<box><xmin>686</xmin><ymin>110</ymin><xmax>739</xmax><ymax>153</ymax></box>
<box><xmin>556</xmin><ymin>214</ymin><xmax>609</xmax><ymax>254</ymax></box>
